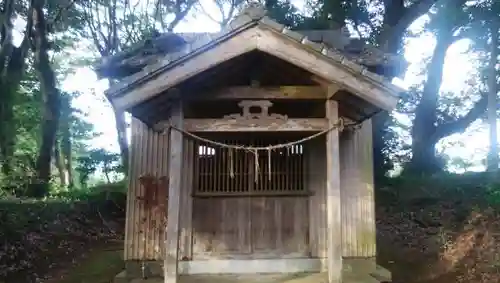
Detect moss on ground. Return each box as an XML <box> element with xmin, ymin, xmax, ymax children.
<box><xmin>51</xmin><ymin>248</ymin><xmax>124</xmax><ymax>283</ymax></box>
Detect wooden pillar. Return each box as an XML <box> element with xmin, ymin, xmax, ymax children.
<box><xmin>340</xmin><ymin>119</ymin><xmax>377</xmax><ymax>258</ymax></box>
<box><xmin>326</xmin><ymin>100</ymin><xmax>342</xmax><ymax>283</ymax></box>
<box><xmin>165</xmin><ymin>100</ymin><xmax>183</xmax><ymax>283</ymax></box>
<box><xmin>180</xmin><ymin>137</ymin><xmax>193</xmax><ymax>260</ymax></box>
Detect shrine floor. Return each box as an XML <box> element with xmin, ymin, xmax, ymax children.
<box><xmin>115</xmin><ymin>271</ymin><xmax>388</xmax><ymax>283</ymax></box>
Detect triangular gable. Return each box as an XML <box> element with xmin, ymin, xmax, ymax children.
<box><xmin>106</xmin><ymin>6</ymin><xmax>403</xmax><ymax>112</ymax></box>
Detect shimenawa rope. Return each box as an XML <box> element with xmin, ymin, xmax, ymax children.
<box><xmin>163</xmin><ymin>117</ymin><xmax>359</xmax><ymax>182</ymax></box>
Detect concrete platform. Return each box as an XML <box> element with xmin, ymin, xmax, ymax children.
<box><xmin>117</xmin><ymin>271</ymin><xmax>388</xmax><ymax>283</ymax></box>
<box><xmin>115</xmin><ymin>258</ymin><xmax>391</xmax><ymax>283</ymax></box>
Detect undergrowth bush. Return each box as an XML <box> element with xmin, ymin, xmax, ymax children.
<box><xmin>379</xmin><ymin>171</ymin><xmax>500</xmax><ymax>209</ymax></box>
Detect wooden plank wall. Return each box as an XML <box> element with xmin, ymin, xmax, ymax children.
<box><xmin>307</xmin><ymin>119</ymin><xmax>376</xmax><ymax>260</ymax></box>
<box><xmin>125</xmin><ymin>118</ymin><xmax>170</xmax><ymax>260</ymax></box>
<box><xmin>191</xmin><ymin>196</ymin><xmax>309</xmax><ymax>259</ymax></box>
<box><xmin>339</xmin><ymin>119</ymin><xmax>376</xmax><ymax>257</ymax></box>
<box><xmin>125</xmin><ymin>117</ymin><xmax>376</xmax><ymax>261</ymax></box>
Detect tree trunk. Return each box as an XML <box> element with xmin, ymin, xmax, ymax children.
<box><xmin>54</xmin><ymin>141</ymin><xmax>68</xmax><ymax>186</ymax></box>
<box><xmin>487</xmin><ymin>23</ymin><xmax>499</xmax><ymax>172</ymax></box>
<box><xmin>407</xmin><ymin>3</ymin><xmax>488</xmax><ymax>174</ymax></box>
<box><xmin>30</xmin><ymin>0</ymin><xmax>61</xmax><ymax>198</ymax></box>
<box><xmin>112</xmin><ymin>104</ymin><xmax>129</xmax><ymax>174</ymax></box>
<box><xmin>408</xmin><ymin>28</ymin><xmax>454</xmax><ymax>174</ymax></box>
<box><xmin>103</xmin><ymin>164</ymin><xmax>112</xmax><ymax>184</ymax></box>
<box><xmin>0</xmin><ymin>0</ymin><xmax>31</xmax><ymax>177</ymax></box>
<box><xmin>61</xmin><ymin>123</ymin><xmax>74</xmax><ymax>188</ymax></box>
<box><xmin>370</xmin><ymin>0</ymin><xmax>440</xmax><ymax>183</ymax></box>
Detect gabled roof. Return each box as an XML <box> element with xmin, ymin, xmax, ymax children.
<box><xmin>96</xmin><ymin>30</ymin><xmax>403</xmax><ymax>80</ymax></box>
<box><xmin>98</xmin><ymin>3</ymin><xmax>404</xmax><ymax>112</ymax></box>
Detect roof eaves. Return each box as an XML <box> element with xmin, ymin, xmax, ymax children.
<box><xmin>254</xmin><ymin>17</ymin><xmax>404</xmax><ymax>99</ymax></box>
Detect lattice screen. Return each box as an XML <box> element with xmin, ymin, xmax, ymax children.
<box><xmin>190</xmin><ymin>136</ymin><xmax>308</xmax><ymax>196</ymax></box>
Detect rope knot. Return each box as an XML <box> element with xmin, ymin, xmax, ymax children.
<box><xmin>337</xmin><ymin>117</ymin><xmax>345</xmax><ymax>132</ymax></box>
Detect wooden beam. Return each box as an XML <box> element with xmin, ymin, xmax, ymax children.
<box><xmin>164</xmin><ymin>100</ymin><xmax>183</xmax><ymax>283</ymax></box>
<box><xmin>327</xmin><ymin>84</ymin><xmax>342</xmax><ymax>99</ymax></box>
<box><xmin>256</xmin><ymin>27</ymin><xmax>399</xmax><ymax>111</ymax></box>
<box><xmin>169</xmin><ymin>118</ymin><xmax>328</xmax><ymax>132</ymax></box>
<box><xmin>325</xmin><ymin>100</ymin><xmax>342</xmax><ymax>283</ymax></box>
<box><xmin>190</xmin><ymin>86</ymin><xmax>327</xmax><ymax>100</ymax></box>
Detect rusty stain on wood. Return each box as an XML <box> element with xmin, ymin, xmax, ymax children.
<box><xmin>125</xmin><ymin>118</ymin><xmax>170</xmax><ymax>260</ymax></box>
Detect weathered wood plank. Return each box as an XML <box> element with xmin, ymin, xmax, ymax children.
<box><xmin>125</xmin><ymin>119</ymin><xmax>171</xmax><ymax>261</ymax></box>
<box><xmin>164</xmin><ymin>100</ymin><xmax>183</xmax><ymax>283</ymax></box>
<box><xmin>190</xmin><ymin>86</ymin><xmax>327</xmax><ymax>100</ymax></box>
<box><xmin>192</xmin><ymin>196</ymin><xmax>308</xmax><ymax>260</ymax></box>
<box><xmin>340</xmin><ymin>119</ymin><xmax>376</xmax><ymax>257</ymax></box>
<box><xmin>307</xmin><ymin>137</ymin><xmax>327</xmax><ymax>259</ymax></box>
<box><xmin>325</xmin><ymin>100</ymin><xmax>342</xmax><ymax>283</ymax></box>
<box><xmin>181</xmin><ymin>118</ymin><xmax>327</xmax><ymax>132</ymax></box>
<box><xmin>358</xmin><ymin>119</ymin><xmax>376</xmax><ymax>257</ymax></box>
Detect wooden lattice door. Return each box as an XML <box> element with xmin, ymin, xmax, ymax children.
<box><xmin>191</xmin><ymin>134</ymin><xmax>310</xmax><ymax>259</ymax></box>
<box><xmin>193</xmin><ymin>138</ymin><xmax>307</xmax><ymax>196</ymax></box>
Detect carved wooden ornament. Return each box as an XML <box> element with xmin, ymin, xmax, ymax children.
<box><xmin>223</xmin><ymin>100</ymin><xmax>288</xmax><ymax>127</ymax></box>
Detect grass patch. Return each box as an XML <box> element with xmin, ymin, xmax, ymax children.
<box><xmin>55</xmin><ymin>248</ymin><xmax>124</xmax><ymax>283</ymax></box>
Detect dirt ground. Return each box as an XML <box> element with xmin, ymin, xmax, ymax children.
<box><xmin>11</xmin><ymin>189</ymin><xmax>500</xmax><ymax>283</ymax></box>
<box><xmin>376</xmin><ymin>201</ymin><xmax>500</xmax><ymax>283</ymax></box>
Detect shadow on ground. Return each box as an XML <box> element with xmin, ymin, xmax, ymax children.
<box><xmin>44</xmin><ymin>245</ymin><xmax>124</xmax><ymax>283</ymax></box>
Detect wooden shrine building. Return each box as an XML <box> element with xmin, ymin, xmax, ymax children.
<box><xmin>96</xmin><ymin>3</ymin><xmax>403</xmax><ymax>283</ymax></box>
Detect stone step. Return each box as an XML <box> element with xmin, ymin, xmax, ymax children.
<box><xmin>370</xmin><ymin>265</ymin><xmax>391</xmax><ymax>282</ymax></box>
<box><xmin>344</xmin><ymin>272</ymin><xmax>383</xmax><ymax>283</ymax></box>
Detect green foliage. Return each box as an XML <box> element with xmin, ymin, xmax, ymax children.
<box><xmin>379</xmin><ymin>172</ymin><xmax>500</xmax><ymax>209</ymax></box>
<box><xmin>0</xmin><ymin>0</ymin><xmax>497</xmax><ymax>197</ymax></box>
<box><xmin>76</xmin><ymin>149</ymin><xmax>123</xmax><ymax>187</ymax></box>
<box><xmin>485</xmin><ymin>182</ymin><xmax>500</xmax><ymax>208</ymax></box>
<box><xmin>49</xmin><ymin>180</ymin><xmax>127</xmax><ymax>201</ymax></box>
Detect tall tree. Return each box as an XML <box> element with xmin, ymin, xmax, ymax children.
<box><xmin>487</xmin><ymin>23</ymin><xmax>499</xmax><ymax>172</ymax></box>
<box><xmin>196</xmin><ymin>0</ymin><xmax>244</xmax><ymax>28</ymax></box>
<box><xmin>29</xmin><ymin>0</ymin><xmax>63</xmax><ymax>197</ymax></box>
<box><xmin>0</xmin><ymin>0</ymin><xmax>32</xmax><ymax>176</ymax></box>
<box><xmin>485</xmin><ymin>1</ymin><xmax>500</xmax><ymax>172</ymax></box>
<box><xmin>406</xmin><ymin>0</ymin><xmax>493</xmax><ymax>174</ymax></box>
<box><xmin>81</xmin><ymin>0</ymin><xmax>196</xmax><ymax>174</ymax></box>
